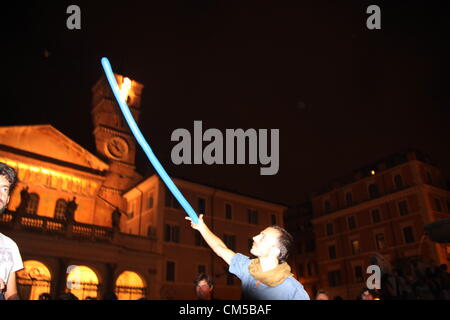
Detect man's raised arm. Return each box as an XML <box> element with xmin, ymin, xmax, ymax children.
<box><xmin>186</xmin><ymin>214</ymin><xmax>235</xmax><ymax>265</ymax></box>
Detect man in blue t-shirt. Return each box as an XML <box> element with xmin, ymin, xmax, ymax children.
<box><xmin>186</xmin><ymin>214</ymin><xmax>310</xmax><ymax>300</ymax></box>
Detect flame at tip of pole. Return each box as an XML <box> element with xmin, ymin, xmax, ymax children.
<box><xmin>119</xmin><ymin>77</ymin><xmax>132</xmax><ymax>102</ymax></box>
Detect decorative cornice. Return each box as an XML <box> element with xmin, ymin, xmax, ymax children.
<box><xmin>0</xmin><ymin>144</ymin><xmax>107</xmax><ymax>177</ymax></box>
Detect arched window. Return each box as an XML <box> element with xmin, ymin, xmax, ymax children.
<box><xmin>16</xmin><ymin>260</ymin><xmax>52</xmax><ymax>300</ymax></box>
<box><xmin>26</xmin><ymin>193</ymin><xmax>39</xmax><ymax>214</ymax></box>
<box><xmin>66</xmin><ymin>265</ymin><xmax>99</xmax><ymax>300</ymax></box>
<box><xmin>115</xmin><ymin>271</ymin><xmax>146</xmax><ymax>300</ymax></box>
<box><xmin>54</xmin><ymin>199</ymin><xmax>67</xmax><ymax>220</ymax></box>
<box><xmin>394</xmin><ymin>175</ymin><xmax>404</xmax><ymax>189</ymax></box>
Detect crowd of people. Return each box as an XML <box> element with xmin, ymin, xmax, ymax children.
<box><xmin>378</xmin><ymin>261</ymin><xmax>450</xmax><ymax>300</ymax></box>
<box><xmin>313</xmin><ymin>260</ymin><xmax>450</xmax><ymax>300</ymax></box>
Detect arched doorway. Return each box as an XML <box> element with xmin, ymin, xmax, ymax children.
<box><xmin>115</xmin><ymin>271</ymin><xmax>146</xmax><ymax>300</ymax></box>
<box><xmin>66</xmin><ymin>265</ymin><xmax>99</xmax><ymax>300</ymax></box>
<box><xmin>16</xmin><ymin>260</ymin><xmax>52</xmax><ymax>300</ymax></box>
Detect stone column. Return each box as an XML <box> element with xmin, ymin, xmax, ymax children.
<box><xmin>53</xmin><ymin>258</ymin><xmax>70</xmax><ymax>299</ymax></box>
<box><xmin>101</xmin><ymin>263</ymin><xmax>117</xmax><ymax>300</ymax></box>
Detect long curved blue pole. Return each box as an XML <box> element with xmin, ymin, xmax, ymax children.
<box><xmin>101</xmin><ymin>57</ymin><xmax>199</xmax><ymax>224</ymax></box>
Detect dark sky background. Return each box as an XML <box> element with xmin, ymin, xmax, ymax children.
<box><xmin>2</xmin><ymin>1</ymin><xmax>449</xmax><ymax>207</ymax></box>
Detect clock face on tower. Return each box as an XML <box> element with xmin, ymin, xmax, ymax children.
<box><xmin>106</xmin><ymin>136</ymin><xmax>129</xmax><ymax>160</ymax></box>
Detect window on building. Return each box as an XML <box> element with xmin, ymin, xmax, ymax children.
<box><xmin>198</xmin><ymin>197</ymin><xmax>206</xmax><ymax>214</ymax></box>
<box><xmin>164</xmin><ymin>224</ymin><xmax>180</xmax><ymax>243</ymax></box>
<box><xmin>328</xmin><ymin>270</ymin><xmax>342</xmax><ymax>287</ymax></box>
<box><xmin>398</xmin><ymin>200</ymin><xmax>409</xmax><ymax>216</ymax></box>
<box><xmin>403</xmin><ymin>227</ymin><xmax>415</xmax><ymax>244</ymax></box>
<box><xmin>351</xmin><ymin>240</ymin><xmax>360</xmax><ymax>255</ymax></box>
<box><xmin>368</xmin><ymin>184</ymin><xmax>379</xmax><ymax>199</ymax></box>
<box><xmin>348</xmin><ymin>216</ymin><xmax>357</xmax><ymax>230</ymax></box>
<box><xmin>371</xmin><ymin>209</ymin><xmax>381</xmax><ymax>223</ymax></box>
<box><xmin>223</xmin><ymin>234</ymin><xmax>236</xmax><ymax>251</ymax></box>
<box><xmin>165</xmin><ymin>189</ymin><xmax>180</xmax><ymax>209</ymax></box>
<box><xmin>425</xmin><ymin>171</ymin><xmax>433</xmax><ymax>185</ymax></box>
<box><xmin>375</xmin><ymin>233</ymin><xmax>386</xmax><ymax>250</ymax></box>
<box><xmin>354</xmin><ymin>266</ymin><xmax>364</xmax><ymax>283</ymax></box>
<box><xmin>26</xmin><ymin>193</ymin><xmax>40</xmax><ymax>215</ymax></box>
<box><xmin>306</xmin><ymin>239</ymin><xmax>316</xmax><ymax>252</ymax></box>
<box><xmin>165</xmin><ymin>190</ymin><xmax>172</xmax><ymax>207</ymax></box>
<box><xmin>328</xmin><ymin>245</ymin><xmax>337</xmax><ymax>259</ymax></box>
<box><xmin>326</xmin><ymin>223</ymin><xmax>334</xmax><ymax>236</ymax></box>
<box><xmin>394</xmin><ymin>175</ymin><xmax>404</xmax><ymax>189</ymax></box>
<box><xmin>54</xmin><ymin>199</ymin><xmax>67</xmax><ymax>220</ymax></box>
<box><xmin>298</xmin><ymin>243</ymin><xmax>304</xmax><ymax>255</ymax></box>
<box><xmin>225</xmin><ymin>203</ymin><xmax>233</xmax><ymax>220</ymax></box>
<box><xmin>195</xmin><ymin>232</ymin><xmax>208</xmax><ymax>248</ymax></box>
<box><xmin>247</xmin><ymin>209</ymin><xmax>258</xmax><ymax>225</ymax></box>
<box><xmin>298</xmin><ymin>264</ymin><xmax>305</xmax><ymax>277</ymax></box>
<box><xmin>271</xmin><ymin>214</ymin><xmax>277</xmax><ymax>225</ymax></box>
<box><xmin>324</xmin><ymin>200</ymin><xmax>331</xmax><ymax>214</ymax></box>
<box><xmin>166</xmin><ymin>261</ymin><xmax>175</xmax><ymax>282</ymax></box>
<box><xmin>435</xmin><ymin>199</ymin><xmax>442</xmax><ymax>212</ymax></box>
<box><xmin>345</xmin><ymin>192</ymin><xmax>353</xmax><ymax>206</ymax></box>
<box><xmin>147</xmin><ymin>193</ymin><xmax>154</xmax><ymax>209</ymax></box>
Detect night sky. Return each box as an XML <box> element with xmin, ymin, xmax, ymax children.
<box><xmin>3</xmin><ymin>1</ymin><xmax>449</xmax><ymax>206</ymax></box>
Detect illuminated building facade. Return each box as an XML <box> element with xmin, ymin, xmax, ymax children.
<box><xmin>0</xmin><ymin>74</ymin><xmax>287</xmax><ymax>299</ymax></box>
<box><xmin>311</xmin><ymin>150</ymin><xmax>450</xmax><ymax>299</ymax></box>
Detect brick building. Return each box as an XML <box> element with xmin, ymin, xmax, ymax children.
<box><xmin>311</xmin><ymin>150</ymin><xmax>450</xmax><ymax>299</ymax></box>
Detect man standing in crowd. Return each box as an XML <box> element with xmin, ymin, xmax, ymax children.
<box><xmin>194</xmin><ymin>273</ymin><xmax>215</xmax><ymax>300</ymax></box>
<box><xmin>186</xmin><ymin>214</ymin><xmax>309</xmax><ymax>300</ymax></box>
<box><xmin>0</xmin><ymin>163</ymin><xmax>24</xmax><ymax>300</ymax></box>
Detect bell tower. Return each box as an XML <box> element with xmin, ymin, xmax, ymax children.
<box><xmin>91</xmin><ymin>74</ymin><xmax>144</xmax><ymax>216</ymax></box>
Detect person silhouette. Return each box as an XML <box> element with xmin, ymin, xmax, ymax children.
<box><xmin>65</xmin><ymin>197</ymin><xmax>78</xmax><ymax>223</ymax></box>
<box><xmin>111</xmin><ymin>207</ymin><xmax>121</xmax><ymax>231</ymax></box>
<box><xmin>16</xmin><ymin>186</ymin><xmax>30</xmax><ymax>214</ymax></box>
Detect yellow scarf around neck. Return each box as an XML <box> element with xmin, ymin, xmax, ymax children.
<box><xmin>248</xmin><ymin>258</ymin><xmax>293</xmax><ymax>287</ymax></box>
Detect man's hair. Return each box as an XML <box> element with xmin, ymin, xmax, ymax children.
<box><xmin>0</xmin><ymin>162</ymin><xmax>17</xmax><ymax>194</ymax></box>
<box><xmin>194</xmin><ymin>273</ymin><xmax>213</xmax><ymax>287</ymax></box>
<box><xmin>316</xmin><ymin>290</ymin><xmax>329</xmax><ymax>299</ymax></box>
<box><xmin>271</xmin><ymin>225</ymin><xmax>293</xmax><ymax>264</ymax></box>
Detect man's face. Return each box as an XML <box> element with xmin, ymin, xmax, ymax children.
<box><xmin>196</xmin><ymin>280</ymin><xmax>213</xmax><ymax>300</ymax></box>
<box><xmin>0</xmin><ymin>175</ymin><xmax>11</xmax><ymax>214</ymax></box>
<box><xmin>316</xmin><ymin>293</ymin><xmax>329</xmax><ymax>300</ymax></box>
<box><xmin>361</xmin><ymin>290</ymin><xmax>374</xmax><ymax>300</ymax></box>
<box><xmin>250</xmin><ymin>227</ymin><xmax>280</xmax><ymax>259</ymax></box>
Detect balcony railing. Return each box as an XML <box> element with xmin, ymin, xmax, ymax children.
<box><xmin>0</xmin><ymin>210</ymin><xmax>128</xmax><ymax>243</ymax></box>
